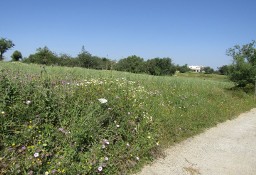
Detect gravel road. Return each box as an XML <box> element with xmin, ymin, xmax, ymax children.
<box><xmin>137</xmin><ymin>108</ymin><xmax>256</xmax><ymax>175</ymax></box>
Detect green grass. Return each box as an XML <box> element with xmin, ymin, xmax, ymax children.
<box><xmin>1</xmin><ymin>62</ymin><xmax>255</xmax><ymax>174</ymax></box>
<box><xmin>175</xmin><ymin>71</ymin><xmax>229</xmax><ymax>82</ymax></box>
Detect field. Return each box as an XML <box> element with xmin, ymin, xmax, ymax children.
<box><xmin>1</xmin><ymin>62</ymin><xmax>255</xmax><ymax>174</ymax></box>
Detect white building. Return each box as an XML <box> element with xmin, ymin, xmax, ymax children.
<box><xmin>188</xmin><ymin>65</ymin><xmax>204</xmax><ymax>72</ymax></box>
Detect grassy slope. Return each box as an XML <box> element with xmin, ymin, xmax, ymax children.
<box><xmin>1</xmin><ymin>62</ymin><xmax>255</xmax><ymax>174</ymax></box>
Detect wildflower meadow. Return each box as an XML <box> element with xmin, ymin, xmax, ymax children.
<box><xmin>1</xmin><ymin>62</ymin><xmax>255</xmax><ymax>174</ymax></box>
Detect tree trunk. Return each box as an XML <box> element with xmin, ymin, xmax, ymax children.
<box><xmin>0</xmin><ymin>52</ymin><xmax>3</xmax><ymax>61</ymax></box>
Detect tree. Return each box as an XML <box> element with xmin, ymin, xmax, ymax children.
<box><xmin>0</xmin><ymin>38</ymin><xmax>15</xmax><ymax>60</ymax></box>
<box><xmin>23</xmin><ymin>46</ymin><xmax>59</xmax><ymax>65</ymax></box>
<box><xmin>11</xmin><ymin>50</ymin><xmax>22</xmax><ymax>61</ymax></box>
<box><xmin>146</xmin><ymin>57</ymin><xmax>176</xmax><ymax>76</ymax></box>
<box><xmin>176</xmin><ymin>64</ymin><xmax>190</xmax><ymax>73</ymax></box>
<box><xmin>218</xmin><ymin>65</ymin><xmax>230</xmax><ymax>75</ymax></box>
<box><xmin>202</xmin><ymin>66</ymin><xmax>214</xmax><ymax>74</ymax></box>
<box><xmin>227</xmin><ymin>41</ymin><xmax>256</xmax><ymax>87</ymax></box>
<box><xmin>57</xmin><ymin>53</ymin><xmax>78</xmax><ymax>67</ymax></box>
<box><xmin>100</xmin><ymin>57</ymin><xmax>112</xmax><ymax>70</ymax></box>
<box><xmin>115</xmin><ymin>55</ymin><xmax>145</xmax><ymax>73</ymax></box>
<box><xmin>77</xmin><ymin>46</ymin><xmax>96</xmax><ymax>68</ymax></box>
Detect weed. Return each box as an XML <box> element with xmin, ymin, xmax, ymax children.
<box><xmin>0</xmin><ymin>62</ymin><xmax>255</xmax><ymax>174</ymax></box>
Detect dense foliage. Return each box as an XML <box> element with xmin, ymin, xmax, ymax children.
<box><xmin>23</xmin><ymin>47</ymin><xmax>60</xmax><ymax>65</ymax></box>
<box><xmin>0</xmin><ymin>38</ymin><xmax>15</xmax><ymax>61</ymax></box>
<box><xmin>23</xmin><ymin>47</ymin><xmax>178</xmax><ymax>76</ymax></box>
<box><xmin>202</xmin><ymin>66</ymin><xmax>215</xmax><ymax>74</ymax></box>
<box><xmin>115</xmin><ymin>55</ymin><xmax>145</xmax><ymax>73</ymax></box>
<box><xmin>115</xmin><ymin>56</ymin><xmax>177</xmax><ymax>76</ymax></box>
<box><xmin>11</xmin><ymin>50</ymin><xmax>23</xmax><ymax>61</ymax></box>
<box><xmin>176</xmin><ymin>64</ymin><xmax>191</xmax><ymax>73</ymax></box>
<box><xmin>218</xmin><ymin>65</ymin><xmax>231</xmax><ymax>75</ymax></box>
<box><xmin>227</xmin><ymin>41</ymin><xmax>256</xmax><ymax>88</ymax></box>
<box><xmin>146</xmin><ymin>57</ymin><xmax>176</xmax><ymax>76</ymax></box>
<box><xmin>23</xmin><ymin>46</ymin><xmax>113</xmax><ymax>70</ymax></box>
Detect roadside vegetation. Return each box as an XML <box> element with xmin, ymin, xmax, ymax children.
<box><xmin>1</xmin><ymin>37</ymin><xmax>256</xmax><ymax>174</ymax></box>
<box><xmin>1</xmin><ymin>62</ymin><xmax>255</xmax><ymax>174</ymax></box>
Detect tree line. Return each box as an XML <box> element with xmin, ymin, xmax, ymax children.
<box><xmin>0</xmin><ymin>38</ymin><xmax>216</xmax><ymax>75</ymax></box>
<box><xmin>1</xmin><ymin>37</ymin><xmax>256</xmax><ymax>90</ymax></box>
<box><xmin>23</xmin><ymin>47</ymin><xmax>179</xmax><ymax>76</ymax></box>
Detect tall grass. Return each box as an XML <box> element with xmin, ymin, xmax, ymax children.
<box><xmin>1</xmin><ymin>62</ymin><xmax>255</xmax><ymax>174</ymax></box>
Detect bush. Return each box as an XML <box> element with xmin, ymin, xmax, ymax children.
<box><xmin>146</xmin><ymin>57</ymin><xmax>176</xmax><ymax>76</ymax></box>
<box><xmin>176</xmin><ymin>64</ymin><xmax>190</xmax><ymax>73</ymax></box>
<box><xmin>218</xmin><ymin>65</ymin><xmax>231</xmax><ymax>75</ymax></box>
<box><xmin>115</xmin><ymin>55</ymin><xmax>145</xmax><ymax>73</ymax></box>
<box><xmin>23</xmin><ymin>47</ymin><xmax>60</xmax><ymax>65</ymax></box>
<box><xmin>227</xmin><ymin>41</ymin><xmax>256</xmax><ymax>88</ymax></box>
<box><xmin>203</xmin><ymin>66</ymin><xmax>215</xmax><ymax>74</ymax></box>
<box><xmin>11</xmin><ymin>50</ymin><xmax>22</xmax><ymax>61</ymax></box>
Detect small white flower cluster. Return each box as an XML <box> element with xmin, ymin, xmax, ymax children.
<box><xmin>98</xmin><ymin>98</ymin><xmax>107</xmax><ymax>104</ymax></box>
<box><xmin>98</xmin><ymin>166</ymin><xmax>103</xmax><ymax>172</ymax></box>
<box><xmin>73</xmin><ymin>78</ymin><xmax>108</xmax><ymax>87</ymax></box>
<box><xmin>26</xmin><ymin>100</ymin><xmax>32</xmax><ymax>105</ymax></box>
<box><xmin>114</xmin><ymin>120</ymin><xmax>120</xmax><ymax>128</ymax></box>
<box><xmin>98</xmin><ymin>156</ymin><xmax>109</xmax><ymax>172</ymax></box>
<box><xmin>101</xmin><ymin>139</ymin><xmax>109</xmax><ymax>149</ymax></box>
<box><xmin>34</xmin><ymin>152</ymin><xmax>39</xmax><ymax>158</ymax></box>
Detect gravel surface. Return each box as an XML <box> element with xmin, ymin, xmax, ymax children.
<box><xmin>137</xmin><ymin>108</ymin><xmax>256</xmax><ymax>175</ymax></box>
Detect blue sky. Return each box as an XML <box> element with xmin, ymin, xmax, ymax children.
<box><xmin>1</xmin><ymin>0</ymin><xmax>256</xmax><ymax>69</ymax></box>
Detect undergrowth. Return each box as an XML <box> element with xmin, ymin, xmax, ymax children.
<box><xmin>0</xmin><ymin>62</ymin><xmax>255</xmax><ymax>174</ymax></box>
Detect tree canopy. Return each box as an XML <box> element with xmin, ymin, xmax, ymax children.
<box><xmin>11</xmin><ymin>50</ymin><xmax>22</xmax><ymax>61</ymax></box>
<box><xmin>115</xmin><ymin>55</ymin><xmax>145</xmax><ymax>73</ymax></box>
<box><xmin>0</xmin><ymin>38</ymin><xmax>15</xmax><ymax>60</ymax></box>
<box><xmin>218</xmin><ymin>65</ymin><xmax>230</xmax><ymax>75</ymax></box>
<box><xmin>146</xmin><ymin>57</ymin><xmax>176</xmax><ymax>76</ymax></box>
<box><xmin>227</xmin><ymin>41</ymin><xmax>256</xmax><ymax>88</ymax></box>
<box><xmin>23</xmin><ymin>47</ymin><xmax>59</xmax><ymax>65</ymax></box>
<box><xmin>176</xmin><ymin>64</ymin><xmax>190</xmax><ymax>73</ymax></box>
<box><xmin>202</xmin><ymin>66</ymin><xmax>215</xmax><ymax>74</ymax></box>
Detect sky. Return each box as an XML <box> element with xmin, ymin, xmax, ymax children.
<box><xmin>1</xmin><ymin>0</ymin><xmax>256</xmax><ymax>69</ymax></box>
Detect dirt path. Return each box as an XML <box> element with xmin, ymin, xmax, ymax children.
<box><xmin>137</xmin><ymin>108</ymin><xmax>256</xmax><ymax>175</ymax></box>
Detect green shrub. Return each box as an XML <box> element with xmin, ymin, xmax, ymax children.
<box><xmin>227</xmin><ymin>41</ymin><xmax>256</xmax><ymax>88</ymax></box>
